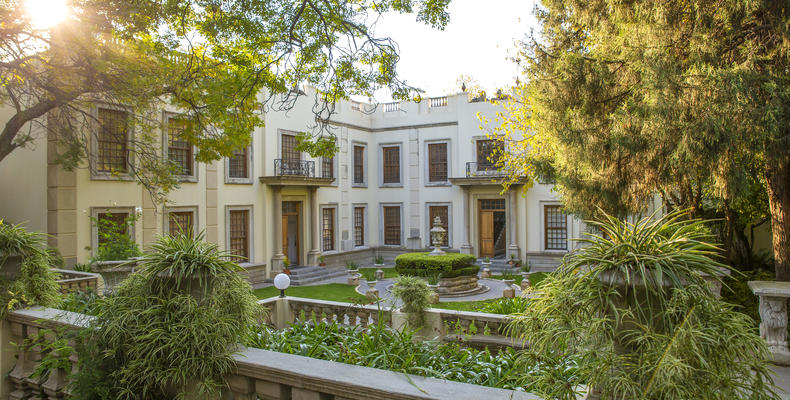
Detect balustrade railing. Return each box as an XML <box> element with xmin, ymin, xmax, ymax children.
<box><xmin>53</xmin><ymin>269</ymin><xmax>101</xmax><ymax>295</ymax></box>
<box><xmin>4</xmin><ymin>307</ymin><xmax>538</xmax><ymax>399</ymax></box>
<box><xmin>274</xmin><ymin>158</ymin><xmax>315</xmax><ymax>177</ymax></box>
<box><xmin>429</xmin><ymin>96</ymin><xmax>448</xmax><ymax>108</ymax></box>
<box><xmin>382</xmin><ymin>101</ymin><xmax>400</xmax><ymax>113</ymax></box>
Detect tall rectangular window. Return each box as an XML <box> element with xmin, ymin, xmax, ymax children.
<box><xmin>168</xmin><ymin>211</ymin><xmax>194</xmax><ymax>236</ymax></box>
<box><xmin>96</xmin><ymin>108</ymin><xmax>130</xmax><ymax>173</ymax></box>
<box><xmin>544</xmin><ymin>205</ymin><xmax>568</xmax><ymax>250</ymax></box>
<box><xmin>228</xmin><ymin>147</ymin><xmax>249</xmax><ymax>179</ymax></box>
<box><xmin>322</xmin><ymin>208</ymin><xmax>335</xmax><ymax>251</ymax></box>
<box><xmin>383</xmin><ymin>206</ymin><xmax>401</xmax><ymax>245</ymax></box>
<box><xmin>353</xmin><ymin>206</ymin><xmax>365</xmax><ymax>247</ymax></box>
<box><xmin>476</xmin><ymin>139</ymin><xmax>503</xmax><ymax>171</ymax></box>
<box><xmin>428</xmin><ymin>143</ymin><xmax>448</xmax><ymax>182</ymax></box>
<box><xmin>353</xmin><ymin>145</ymin><xmax>365</xmax><ymax>184</ymax></box>
<box><xmin>228</xmin><ymin>209</ymin><xmax>250</xmax><ymax>260</ymax></box>
<box><xmin>167</xmin><ymin>118</ymin><xmax>193</xmax><ymax>177</ymax></box>
<box><xmin>322</xmin><ymin>157</ymin><xmax>334</xmax><ymax>179</ymax></box>
<box><xmin>96</xmin><ymin>212</ymin><xmax>130</xmax><ymax>246</ymax></box>
<box><xmin>382</xmin><ymin>146</ymin><xmax>400</xmax><ymax>184</ymax></box>
<box><xmin>428</xmin><ymin>205</ymin><xmax>449</xmax><ymax>246</ymax></box>
<box><xmin>281</xmin><ymin>134</ymin><xmax>300</xmax><ymax>163</ymax></box>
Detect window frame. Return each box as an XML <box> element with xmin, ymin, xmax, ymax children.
<box><xmin>424</xmin><ymin>139</ymin><xmax>450</xmax><ymax>186</ymax></box>
<box><xmin>224</xmin><ymin>144</ymin><xmax>254</xmax><ymax>184</ymax></box>
<box><xmin>320</xmin><ymin>204</ymin><xmax>339</xmax><ymax>253</ymax></box>
<box><xmin>352</xmin><ymin>204</ymin><xmax>367</xmax><ymax>248</ymax></box>
<box><xmin>378</xmin><ymin>143</ymin><xmax>403</xmax><ymax>187</ymax></box>
<box><xmin>352</xmin><ymin>142</ymin><xmax>367</xmax><ymax>187</ymax></box>
<box><xmin>163</xmin><ymin>113</ymin><xmax>198</xmax><ymax>182</ymax></box>
<box><xmin>379</xmin><ymin>203</ymin><xmax>403</xmax><ymax>247</ymax></box>
<box><xmin>90</xmin><ymin>105</ymin><xmax>135</xmax><ymax>180</ymax></box>
<box><xmin>163</xmin><ymin>206</ymin><xmax>199</xmax><ymax>237</ymax></box>
<box><xmin>90</xmin><ymin>206</ymin><xmax>137</xmax><ymax>257</ymax></box>
<box><xmin>542</xmin><ymin>203</ymin><xmax>569</xmax><ymax>252</ymax></box>
<box><xmin>225</xmin><ymin>205</ymin><xmax>254</xmax><ymax>262</ymax></box>
<box><xmin>475</xmin><ymin>138</ymin><xmax>504</xmax><ymax>171</ymax></box>
<box><xmin>425</xmin><ymin>202</ymin><xmax>452</xmax><ymax>248</ymax></box>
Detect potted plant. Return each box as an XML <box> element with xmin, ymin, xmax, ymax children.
<box><xmin>373</xmin><ymin>255</ymin><xmax>385</xmax><ymax>267</ymax></box>
<box><xmin>390</xmin><ymin>275</ymin><xmax>433</xmax><ymax>328</ymax></box>
<box><xmin>88</xmin><ymin>212</ymin><xmax>143</xmax><ymax>293</ymax></box>
<box><xmin>362</xmin><ymin>269</ymin><xmax>378</xmax><ymax>288</ymax></box>
<box><xmin>345</xmin><ymin>260</ymin><xmax>359</xmax><ymax>274</ymax></box>
<box><xmin>282</xmin><ymin>257</ymin><xmax>291</xmax><ymax>275</ymax></box>
<box><xmin>508</xmin><ymin>211</ymin><xmax>776</xmax><ymax>399</ymax></box>
<box><xmin>501</xmin><ymin>270</ymin><xmax>516</xmax><ymax>287</ymax></box>
<box><xmin>318</xmin><ymin>255</ymin><xmax>326</xmax><ymax>267</ymax></box>
<box><xmin>425</xmin><ymin>273</ymin><xmax>440</xmax><ymax>304</ymax></box>
<box><xmin>481</xmin><ymin>256</ymin><xmax>491</xmax><ymax>267</ymax></box>
<box><xmin>0</xmin><ymin>221</ymin><xmax>60</xmax><ymax>316</ymax></box>
<box><xmin>480</xmin><ymin>257</ymin><xmax>492</xmax><ymax>278</ymax></box>
<box><xmin>520</xmin><ymin>261</ymin><xmax>532</xmax><ymax>290</ymax></box>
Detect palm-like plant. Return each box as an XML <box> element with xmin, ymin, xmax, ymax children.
<box><xmin>507</xmin><ymin>210</ymin><xmax>778</xmax><ymax>400</ymax></box>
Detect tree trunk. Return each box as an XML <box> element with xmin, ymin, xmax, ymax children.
<box><xmin>765</xmin><ymin>155</ymin><xmax>790</xmax><ymax>282</ymax></box>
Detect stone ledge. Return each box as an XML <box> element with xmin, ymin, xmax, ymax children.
<box><xmin>748</xmin><ymin>281</ymin><xmax>790</xmax><ymax>297</ymax></box>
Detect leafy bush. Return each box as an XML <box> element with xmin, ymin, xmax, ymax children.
<box><xmin>0</xmin><ymin>221</ymin><xmax>60</xmax><ymax>316</ymax></box>
<box><xmin>90</xmin><ymin>213</ymin><xmax>141</xmax><ymax>261</ymax></box>
<box><xmin>246</xmin><ymin>321</ymin><xmax>533</xmax><ymax>391</ymax></box>
<box><xmin>395</xmin><ymin>252</ymin><xmax>478</xmax><ymax>278</ymax></box>
<box><xmin>70</xmin><ymin>233</ymin><xmax>263</xmax><ymax>399</ymax></box>
<box><xmin>508</xmin><ymin>210</ymin><xmax>778</xmax><ymax>400</ymax></box>
<box><xmin>58</xmin><ymin>288</ymin><xmax>101</xmax><ymax>315</ymax></box>
<box><xmin>476</xmin><ymin>296</ymin><xmax>531</xmax><ymax>315</ymax></box>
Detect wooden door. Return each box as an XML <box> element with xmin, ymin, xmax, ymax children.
<box><xmin>479</xmin><ymin>211</ymin><xmax>494</xmax><ymax>258</ymax></box>
<box><xmin>281</xmin><ymin>215</ymin><xmax>288</xmax><ymax>258</ymax></box>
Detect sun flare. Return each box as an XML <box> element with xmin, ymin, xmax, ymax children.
<box><xmin>24</xmin><ymin>0</ymin><xmax>69</xmax><ymax>30</ymax></box>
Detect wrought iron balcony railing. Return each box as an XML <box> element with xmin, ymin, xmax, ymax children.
<box><xmin>274</xmin><ymin>159</ymin><xmax>315</xmax><ymax>177</ymax></box>
<box><xmin>466</xmin><ymin>161</ymin><xmax>507</xmax><ymax>178</ymax></box>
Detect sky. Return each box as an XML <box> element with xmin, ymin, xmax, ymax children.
<box><xmin>369</xmin><ymin>1</ymin><xmax>539</xmax><ymax>101</ymax></box>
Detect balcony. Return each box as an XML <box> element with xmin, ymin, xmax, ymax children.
<box><xmin>465</xmin><ymin>161</ymin><xmax>507</xmax><ymax>178</ymax></box>
<box><xmin>260</xmin><ymin>159</ymin><xmax>334</xmax><ymax>186</ymax></box>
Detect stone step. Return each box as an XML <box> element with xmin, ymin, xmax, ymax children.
<box><xmin>291</xmin><ymin>270</ymin><xmax>348</xmax><ymax>286</ymax></box>
<box><xmin>288</xmin><ymin>266</ymin><xmax>348</xmax><ymax>286</ymax></box>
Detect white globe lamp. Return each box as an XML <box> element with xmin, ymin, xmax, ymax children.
<box><xmin>273</xmin><ymin>273</ymin><xmax>290</xmax><ymax>298</ymax></box>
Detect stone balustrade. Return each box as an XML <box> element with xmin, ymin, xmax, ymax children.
<box><xmin>260</xmin><ymin>297</ymin><xmax>517</xmax><ymax>347</ymax></box>
<box><xmin>53</xmin><ymin>269</ymin><xmax>101</xmax><ymax>295</ymax></box>
<box><xmin>749</xmin><ymin>281</ymin><xmax>790</xmax><ymax>366</ymax></box>
<box><xmin>1</xmin><ymin>307</ymin><xmax>540</xmax><ymax>399</ymax></box>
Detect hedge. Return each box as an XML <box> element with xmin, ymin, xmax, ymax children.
<box><xmin>394</xmin><ymin>252</ymin><xmax>478</xmax><ymax>278</ymax></box>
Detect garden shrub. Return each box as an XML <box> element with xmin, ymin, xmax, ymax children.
<box><xmin>390</xmin><ymin>275</ymin><xmax>432</xmax><ymax>314</ymax></box>
<box><xmin>508</xmin><ymin>210</ymin><xmax>778</xmax><ymax>400</ymax></box>
<box><xmin>90</xmin><ymin>213</ymin><xmax>141</xmax><ymax>262</ymax></box>
<box><xmin>395</xmin><ymin>252</ymin><xmax>478</xmax><ymax>278</ymax></box>
<box><xmin>0</xmin><ymin>221</ymin><xmax>60</xmax><ymax>316</ymax></box>
<box><xmin>70</xmin><ymin>233</ymin><xmax>263</xmax><ymax>399</ymax></box>
<box><xmin>476</xmin><ymin>296</ymin><xmax>531</xmax><ymax>315</ymax></box>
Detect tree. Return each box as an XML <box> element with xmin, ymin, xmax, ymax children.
<box><xmin>489</xmin><ymin>0</ymin><xmax>789</xmax><ymax>279</ymax></box>
<box><xmin>0</xmin><ymin>0</ymin><xmax>451</xmax><ymax>200</ymax></box>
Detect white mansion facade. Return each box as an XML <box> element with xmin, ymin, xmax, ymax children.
<box><xmin>0</xmin><ymin>90</ymin><xmax>590</xmax><ymax>282</ymax></box>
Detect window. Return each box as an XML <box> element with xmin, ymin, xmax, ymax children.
<box><xmin>383</xmin><ymin>206</ymin><xmax>401</xmax><ymax>245</ymax></box>
<box><xmin>476</xmin><ymin>139</ymin><xmax>503</xmax><ymax>171</ymax></box>
<box><xmin>228</xmin><ymin>147</ymin><xmax>249</xmax><ymax>179</ymax></box>
<box><xmin>228</xmin><ymin>209</ymin><xmax>250</xmax><ymax>260</ymax></box>
<box><xmin>322</xmin><ymin>156</ymin><xmax>334</xmax><ymax>179</ymax></box>
<box><xmin>96</xmin><ymin>108</ymin><xmax>130</xmax><ymax>173</ymax></box>
<box><xmin>168</xmin><ymin>211</ymin><xmax>194</xmax><ymax>236</ymax></box>
<box><xmin>428</xmin><ymin>143</ymin><xmax>448</xmax><ymax>182</ymax></box>
<box><xmin>353</xmin><ymin>206</ymin><xmax>365</xmax><ymax>247</ymax></box>
<box><xmin>353</xmin><ymin>145</ymin><xmax>365</xmax><ymax>184</ymax></box>
<box><xmin>428</xmin><ymin>205</ymin><xmax>449</xmax><ymax>246</ymax></box>
<box><xmin>322</xmin><ymin>207</ymin><xmax>335</xmax><ymax>251</ymax></box>
<box><xmin>96</xmin><ymin>212</ymin><xmax>130</xmax><ymax>246</ymax></box>
<box><xmin>167</xmin><ymin>117</ymin><xmax>194</xmax><ymax>177</ymax></box>
<box><xmin>382</xmin><ymin>145</ymin><xmax>400</xmax><ymax>184</ymax></box>
<box><xmin>544</xmin><ymin>205</ymin><xmax>568</xmax><ymax>250</ymax></box>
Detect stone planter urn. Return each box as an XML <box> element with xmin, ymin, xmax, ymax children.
<box><xmin>366</xmin><ymin>279</ymin><xmax>378</xmax><ymax>290</ymax></box>
<box><xmin>91</xmin><ymin>258</ymin><xmax>140</xmax><ymax>294</ymax></box>
<box><xmin>502</xmin><ymin>279</ymin><xmax>516</xmax><ymax>298</ymax></box>
<box><xmin>365</xmin><ymin>280</ymin><xmax>379</xmax><ymax>300</ymax></box>
<box><xmin>0</xmin><ymin>253</ymin><xmax>24</xmax><ymax>281</ymax></box>
<box><xmin>347</xmin><ymin>272</ymin><xmax>359</xmax><ymax>286</ymax></box>
<box><xmin>427</xmin><ymin>283</ymin><xmax>440</xmax><ymax>304</ymax></box>
<box><xmin>480</xmin><ymin>267</ymin><xmax>491</xmax><ymax>279</ymax></box>
<box><xmin>520</xmin><ymin>272</ymin><xmax>532</xmax><ymax>290</ymax></box>
<box><xmin>375</xmin><ymin>269</ymin><xmax>385</xmax><ymax>280</ymax></box>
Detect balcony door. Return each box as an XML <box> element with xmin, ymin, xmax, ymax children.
<box><xmin>282</xmin><ymin>201</ymin><xmax>301</xmax><ymax>264</ymax></box>
<box><xmin>281</xmin><ymin>134</ymin><xmax>301</xmax><ymax>173</ymax></box>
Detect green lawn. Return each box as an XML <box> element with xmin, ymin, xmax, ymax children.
<box><xmin>486</xmin><ymin>271</ymin><xmax>548</xmax><ymax>287</ymax></box>
<box><xmin>431</xmin><ymin>299</ymin><xmax>498</xmax><ymax>312</ymax></box>
<box><xmin>254</xmin><ymin>283</ymin><xmax>367</xmax><ymax>303</ymax></box>
<box><xmin>358</xmin><ymin>267</ymin><xmax>399</xmax><ymax>279</ymax></box>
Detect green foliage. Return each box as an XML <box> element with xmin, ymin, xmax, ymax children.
<box><xmin>476</xmin><ymin>296</ymin><xmax>531</xmax><ymax>315</ymax></box>
<box><xmin>360</xmin><ymin>268</ymin><xmax>376</xmax><ymax>282</ymax></box>
<box><xmin>390</xmin><ymin>275</ymin><xmax>432</xmax><ymax>315</ymax></box>
<box><xmin>0</xmin><ymin>221</ymin><xmax>60</xmax><ymax>316</ymax></box>
<box><xmin>70</xmin><ymin>233</ymin><xmax>262</xmax><ymax>399</ymax></box>
<box><xmin>395</xmin><ymin>252</ymin><xmax>478</xmax><ymax>278</ymax></box>
<box><xmin>508</xmin><ymin>211</ymin><xmax>777</xmax><ymax>400</ymax></box>
<box><xmin>344</xmin><ymin>260</ymin><xmax>359</xmax><ymax>270</ymax></box>
<box><xmin>246</xmin><ymin>321</ymin><xmax>530</xmax><ymax>391</ymax></box>
<box><xmin>721</xmin><ymin>267</ymin><xmax>776</xmax><ymax>324</ymax></box>
<box><xmin>18</xmin><ymin>327</ymin><xmax>75</xmax><ymax>381</ymax></box>
<box><xmin>374</xmin><ymin>255</ymin><xmax>385</xmax><ymax>265</ymax></box>
<box><xmin>90</xmin><ymin>213</ymin><xmax>141</xmax><ymax>262</ymax></box>
<box><xmin>58</xmin><ymin>288</ymin><xmax>101</xmax><ymax>316</ymax></box>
